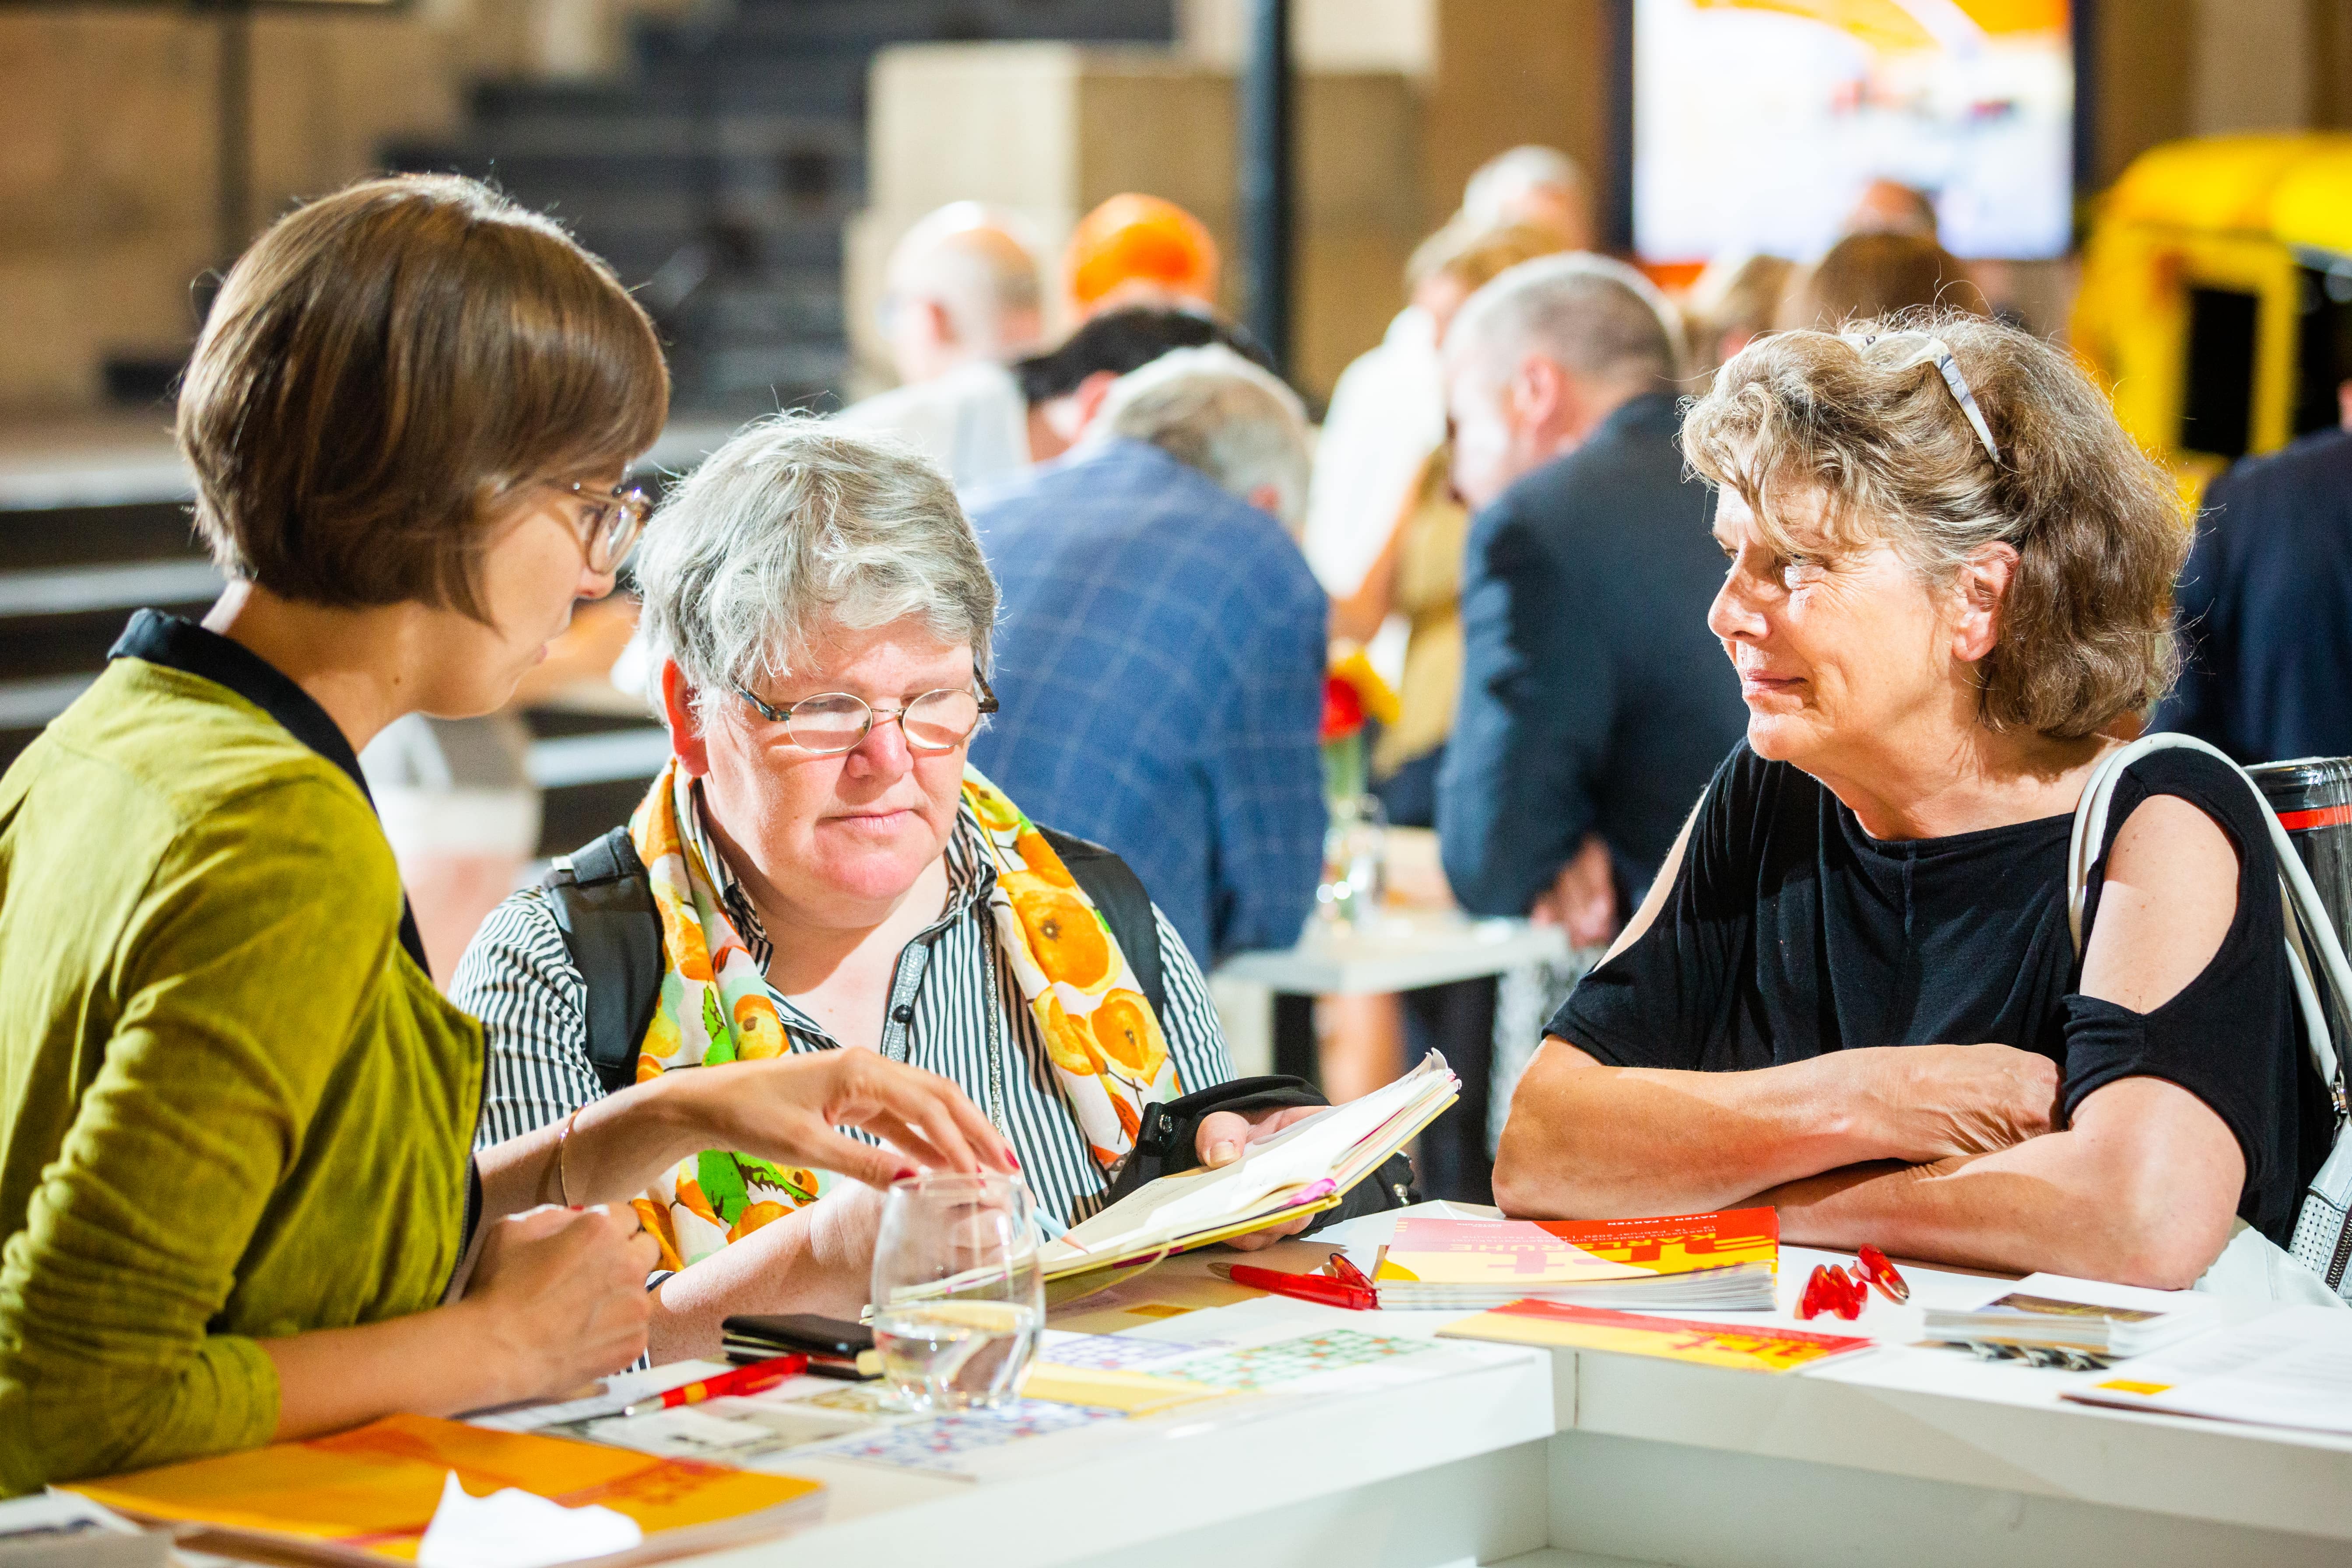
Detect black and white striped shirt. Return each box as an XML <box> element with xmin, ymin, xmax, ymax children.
<box><xmin>450</xmin><ymin>800</ymin><xmax>1234</xmax><ymax>1226</ymax></box>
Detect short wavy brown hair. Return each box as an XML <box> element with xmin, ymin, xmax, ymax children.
<box><xmin>1682</xmin><ymin>311</ymin><xmax>2187</xmax><ymax>740</ymax></box>
<box><xmin>179</xmin><ymin>174</ymin><xmax>669</xmax><ymax>619</ymax></box>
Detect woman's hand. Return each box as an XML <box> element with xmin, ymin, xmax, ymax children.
<box><xmin>1201</xmin><ymin>1104</ymin><xmax>1323</xmax><ymax>1251</ymax></box>
<box><xmin>1874</xmin><ymin>1042</ymin><xmax>2060</xmax><ymax>1161</ymax></box>
<box><xmin>459</xmin><ymin>1204</ymin><xmax>660</xmax><ymax>1406</ymax></box>
<box><xmin>481</xmin><ymin>1050</ymin><xmax>1016</xmax><ymax>1226</ymax></box>
<box><xmin>649</xmin><ymin>1049</ymin><xmax>1017</xmax><ymax>1189</ymax></box>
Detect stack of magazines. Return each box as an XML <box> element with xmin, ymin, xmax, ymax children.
<box><xmin>1372</xmin><ymin>1207</ymin><xmax>1780</xmax><ymax>1311</ymax></box>
<box><xmin>1920</xmin><ymin>1273</ymin><xmax>2222</xmax><ymax>1365</ymax></box>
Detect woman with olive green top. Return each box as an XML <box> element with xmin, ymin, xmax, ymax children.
<box><xmin>0</xmin><ymin>175</ymin><xmax>1011</xmax><ymax>1495</ymax></box>
<box><xmin>0</xmin><ymin>613</ymin><xmax>484</xmax><ymax>1484</ymax></box>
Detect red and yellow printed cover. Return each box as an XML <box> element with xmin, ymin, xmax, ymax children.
<box><xmin>1438</xmin><ymin>1299</ymin><xmax>1871</xmax><ymax>1373</ymax></box>
<box><xmin>1375</xmin><ymin>1207</ymin><xmax>1779</xmax><ymax>1288</ymax></box>
<box><xmin>67</xmin><ymin>1413</ymin><xmax>820</xmax><ymax>1566</ymax></box>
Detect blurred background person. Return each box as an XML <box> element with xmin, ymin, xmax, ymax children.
<box><xmin>1460</xmin><ymin>144</ymin><xmax>1596</xmax><ymax>251</ymax></box>
<box><xmin>1316</xmin><ymin>220</ymin><xmax>1563</xmax><ymax>1109</ymax></box>
<box><xmin>1302</xmin><ymin>147</ymin><xmax>1592</xmax><ymax>611</ymax></box>
<box><xmin>2155</xmin><ymin>394</ymin><xmax>2352</xmax><ymax>762</ymax></box>
<box><xmin>833</xmin><ymin>202</ymin><xmax>1048</xmax><ymax>490</ymax></box>
<box><xmin>1063</xmin><ymin>192</ymin><xmax>1221</xmax><ymax>320</ymax></box>
<box><xmin>1681</xmin><ymin>249</ymin><xmax>1794</xmax><ymax>382</ymax></box>
<box><xmin>969</xmin><ymin>345</ymin><xmax>1323</xmax><ymax>970</ymax></box>
<box><xmin>1010</xmin><ymin>304</ymin><xmax>1276</xmax><ymax>466</ymax></box>
<box><xmin>1779</xmin><ymin>230</ymin><xmax>1987</xmax><ymax>329</ymax></box>
<box><xmin>1841</xmin><ymin>176</ymin><xmax>1941</xmax><ymax>240</ymax></box>
<box><xmin>1332</xmin><ymin>223</ymin><xmax>1566</xmax><ymax>820</ymax></box>
<box><xmin>1433</xmin><ymin>253</ymin><xmax>1747</xmax><ymax>1200</ymax></box>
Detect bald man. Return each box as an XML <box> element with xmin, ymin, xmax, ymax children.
<box><xmin>880</xmin><ymin>202</ymin><xmax>1046</xmax><ymax>383</ymax></box>
<box><xmin>837</xmin><ymin>203</ymin><xmax>1047</xmax><ymax>488</ymax></box>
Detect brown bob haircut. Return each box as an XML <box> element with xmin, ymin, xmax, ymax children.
<box><xmin>178</xmin><ymin>174</ymin><xmax>669</xmax><ymax>618</ymax></box>
<box><xmin>1682</xmin><ymin>311</ymin><xmax>2188</xmax><ymax>740</ymax></box>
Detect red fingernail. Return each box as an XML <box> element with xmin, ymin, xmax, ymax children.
<box><xmin>1007</xmin><ymin>1149</ymin><xmax>1021</xmax><ymax>1169</ymax></box>
<box><xmin>895</xmin><ymin>1167</ymin><xmax>917</xmax><ymax>1181</ymax></box>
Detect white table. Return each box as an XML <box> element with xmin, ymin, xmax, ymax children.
<box><xmin>1211</xmin><ymin>912</ymin><xmax>1569</xmax><ymax>1078</ymax></box>
<box><xmin>1218</xmin><ymin>911</ymin><xmax>1570</xmax><ymax>997</ymax></box>
<box><xmin>647</xmin><ymin>1204</ymin><xmax>2352</xmax><ymax>1568</ymax></box>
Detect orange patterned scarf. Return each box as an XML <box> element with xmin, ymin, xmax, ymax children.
<box><xmin>622</xmin><ymin>758</ymin><xmax>1181</xmax><ymax>1271</ymax></box>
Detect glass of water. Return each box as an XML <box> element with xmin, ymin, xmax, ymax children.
<box><xmin>869</xmin><ymin>1171</ymin><xmax>1043</xmax><ymax>1413</ymax></box>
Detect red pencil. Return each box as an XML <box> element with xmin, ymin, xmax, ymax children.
<box><xmin>620</xmin><ymin>1353</ymin><xmax>808</xmax><ymax>1417</ymax></box>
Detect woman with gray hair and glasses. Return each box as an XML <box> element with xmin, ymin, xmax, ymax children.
<box><xmin>453</xmin><ymin>418</ymin><xmax>1312</xmax><ymax>1359</ymax></box>
<box><xmin>1494</xmin><ymin>312</ymin><xmax>2324</xmax><ymax>1290</ymax></box>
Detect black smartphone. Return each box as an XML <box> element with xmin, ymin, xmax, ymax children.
<box><xmin>721</xmin><ymin>1313</ymin><xmax>879</xmax><ymax>1376</ymax></box>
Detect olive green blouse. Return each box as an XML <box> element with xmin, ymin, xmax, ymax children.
<box><xmin>0</xmin><ymin>612</ymin><xmax>484</xmax><ymax>1494</ymax></box>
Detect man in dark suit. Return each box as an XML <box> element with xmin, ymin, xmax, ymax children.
<box><xmin>1438</xmin><ymin>253</ymin><xmax>1749</xmax><ymax>940</ymax></box>
<box><xmin>2153</xmin><ymin>421</ymin><xmax>2352</xmax><ymax>765</ymax></box>
<box><xmin>1415</xmin><ymin>254</ymin><xmax>1745</xmax><ymax>1203</ymax></box>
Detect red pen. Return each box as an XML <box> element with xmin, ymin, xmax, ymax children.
<box><xmin>620</xmin><ymin>1353</ymin><xmax>808</xmax><ymax>1416</ymax></box>
<box><xmin>1211</xmin><ymin>1261</ymin><xmax>1379</xmax><ymax>1310</ymax></box>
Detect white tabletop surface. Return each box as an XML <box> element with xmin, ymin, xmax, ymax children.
<box><xmin>569</xmin><ymin>1203</ymin><xmax>2352</xmax><ymax>1567</ymax></box>
<box><xmin>1215</xmin><ymin>911</ymin><xmax>1569</xmax><ymax>995</ymax></box>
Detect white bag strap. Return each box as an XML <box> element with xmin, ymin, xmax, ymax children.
<box><xmin>2067</xmin><ymin>732</ymin><xmax>2349</xmax><ymax>1123</ymax></box>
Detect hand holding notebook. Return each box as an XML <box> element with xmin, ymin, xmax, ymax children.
<box><xmin>1037</xmin><ymin>1052</ymin><xmax>1460</xmax><ymax>1281</ymax></box>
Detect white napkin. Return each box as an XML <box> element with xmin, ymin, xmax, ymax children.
<box><xmin>415</xmin><ymin>1472</ymin><xmax>642</xmax><ymax>1568</ymax></box>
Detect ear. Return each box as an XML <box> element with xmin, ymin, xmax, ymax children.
<box><xmin>660</xmin><ymin>658</ymin><xmax>712</xmax><ymax>777</ymax></box>
<box><xmin>1508</xmin><ymin>354</ymin><xmax>1566</xmax><ymax>431</ymax></box>
<box><xmin>921</xmin><ymin>298</ymin><xmax>956</xmax><ymax>348</ymax></box>
<box><xmin>1245</xmin><ymin>481</ymin><xmax>1297</xmax><ymax>534</ymax></box>
<box><xmin>1949</xmin><ymin>543</ymin><xmax>2019</xmax><ymax>666</ymax></box>
<box><xmin>1067</xmin><ymin>369</ymin><xmax>1120</xmax><ymax>434</ymax></box>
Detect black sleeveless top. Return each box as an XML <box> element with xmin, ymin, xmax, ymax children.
<box><xmin>1551</xmin><ymin>743</ymin><xmax>2328</xmax><ymax>1242</ymax></box>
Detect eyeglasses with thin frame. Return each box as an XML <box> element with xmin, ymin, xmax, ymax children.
<box><xmin>544</xmin><ymin>478</ymin><xmax>653</xmax><ymax>574</ymax></box>
<box><xmin>735</xmin><ymin>672</ymin><xmax>999</xmax><ymax>755</ymax></box>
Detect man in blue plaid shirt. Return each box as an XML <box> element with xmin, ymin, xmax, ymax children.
<box><xmin>968</xmin><ymin>345</ymin><xmax>1326</xmax><ymax>967</ymax></box>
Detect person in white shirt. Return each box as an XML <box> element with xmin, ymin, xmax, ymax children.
<box><xmin>835</xmin><ymin>203</ymin><xmax>1047</xmax><ymax>490</ymax></box>
<box><xmin>1302</xmin><ymin>146</ymin><xmax>1594</xmax><ymax>601</ymax></box>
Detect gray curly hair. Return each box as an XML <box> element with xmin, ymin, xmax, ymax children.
<box><xmin>1681</xmin><ymin>309</ymin><xmax>2187</xmax><ymax>740</ymax></box>
<box><xmin>633</xmin><ymin>415</ymin><xmax>997</xmax><ymax>722</ymax></box>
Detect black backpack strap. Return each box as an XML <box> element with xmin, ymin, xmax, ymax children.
<box><xmin>540</xmin><ymin>825</ymin><xmax>663</xmax><ymax>1097</ymax></box>
<box><xmin>1036</xmin><ymin>824</ymin><xmax>1165</xmax><ymax>1018</ymax></box>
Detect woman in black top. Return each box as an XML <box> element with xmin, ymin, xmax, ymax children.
<box><xmin>1494</xmin><ymin>314</ymin><xmax>2320</xmax><ymax>1287</ymax></box>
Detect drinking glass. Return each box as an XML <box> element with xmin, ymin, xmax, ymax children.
<box><xmin>869</xmin><ymin>1171</ymin><xmax>1043</xmax><ymax>1413</ymax></box>
<box><xmin>1317</xmin><ymin>791</ymin><xmax>1389</xmax><ymax>926</ymax></box>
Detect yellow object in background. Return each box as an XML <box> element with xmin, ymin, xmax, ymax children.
<box><xmin>2073</xmin><ymin>133</ymin><xmax>2352</xmax><ymax>486</ymax></box>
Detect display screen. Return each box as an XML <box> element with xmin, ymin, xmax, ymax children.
<box><xmin>1633</xmin><ymin>0</ymin><xmax>2074</xmax><ymax>263</ymax></box>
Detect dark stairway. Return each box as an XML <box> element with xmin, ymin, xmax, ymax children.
<box><xmin>385</xmin><ymin>0</ymin><xmax>1177</xmax><ymax>419</ymax></box>
<box><xmin>3</xmin><ymin>0</ymin><xmax>1176</xmax><ymax>850</ymax></box>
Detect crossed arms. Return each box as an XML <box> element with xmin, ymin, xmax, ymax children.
<box><xmin>1492</xmin><ymin>795</ymin><xmax>2250</xmax><ymax>1289</ymax></box>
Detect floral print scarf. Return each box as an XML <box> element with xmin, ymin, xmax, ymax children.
<box><xmin>624</xmin><ymin>758</ymin><xmax>1183</xmax><ymax>1271</ymax></box>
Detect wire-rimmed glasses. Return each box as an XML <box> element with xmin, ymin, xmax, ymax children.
<box><xmin>736</xmin><ymin>673</ymin><xmax>998</xmax><ymax>755</ymax></box>
<box><xmin>545</xmin><ymin>479</ymin><xmax>653</xmax><ymax>573</ymax></box>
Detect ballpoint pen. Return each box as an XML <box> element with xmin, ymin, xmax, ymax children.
<box><xmin>621</xmin><ymin>1353</ymin><xmax>809</xmax><ymax>1417</ymax></box>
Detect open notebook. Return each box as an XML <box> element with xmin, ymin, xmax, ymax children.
<box><xmin>1040</xmin><ymin>1052</ymin><xmax>1460</xmax><ymax>1282</ymax></box>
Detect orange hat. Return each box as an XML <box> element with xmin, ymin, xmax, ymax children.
<box><xmin>1065</xmin><ymin>193</ymin><xmax>1220</xmax><ymax>316</ymax></box>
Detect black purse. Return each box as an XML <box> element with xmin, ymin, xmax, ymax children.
<box><xmin>1102</xmin><ymin>1073</ymin><xmax>1421</xmax><ymax>1230</ymax></box>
